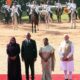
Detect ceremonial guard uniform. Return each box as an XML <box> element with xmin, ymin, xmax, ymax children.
<box><xmin>11</xmin><ymin>3</ymin><xmax>19</xmax><ymax>27</ymax></box>
<box><xmin>66</xmin><ymin>1</ymin><xmax>72</xmax><ymax>22</ymax></box>
<box><xmin>16</xmin><ymin>3</ymin><xmax>22</xmax><ymax>23</ymax></box>
<box><xmin>70</xmin><ymin>2</ymin><xmax>76</xmax><ymax>28</ymax></box>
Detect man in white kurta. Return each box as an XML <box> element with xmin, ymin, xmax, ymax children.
<box><xmin>39</xmin><ymin>38</ymin><xmax>55</xmax><ymax>80</ymax></box>
<box><xmin>59</xmin><ymin>34</ymin><xmax>74</xmax><ymax>80</ymax></box>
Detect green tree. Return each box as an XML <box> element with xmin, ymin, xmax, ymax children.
<box><xmin>75</xmin><ymin>0</ymin><xmax>80</xmax><ymax>7</ymax></box>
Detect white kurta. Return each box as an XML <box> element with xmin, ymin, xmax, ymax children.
<box><xmin>39</xmin><ymin>45</ymin><xmax>55</xmax><ymax>80</ymax></box>
<box><xmin>58</xmin><ymin>40</ymin><xmax>74</xmax><ymax>71</ymax></box>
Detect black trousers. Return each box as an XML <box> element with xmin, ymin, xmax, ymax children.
<box><xmin>24</xmin><ymin>60</ymin><xmax>35</xmax><ymax>80</ymax></box>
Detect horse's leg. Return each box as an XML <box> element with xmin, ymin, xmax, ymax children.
<box><xmin>73</xmin><ymin>13</ymin><xmax>76</xmax><ymax>29</ymax></box>
<box><xmin>45</xmin><ymin>15</ymin><xmax>48</xmax><ymax>28</ymax></box>
<box><xmin>68</xmin><ymin>13</ymin><xmax>71</xmax><ymax>22</ymax></box>
<box><xmin>18</xmin><ymin>15</ymin><xmax>21</xmax><ymax>24</ymax></box>
<box><xmin>46</xmin><ymin>14</ymin><xmax>49</xmax><ymax>29</ymax></box>
<box><xmin>74</xmin><ymin>21</ymin><xmax>76</xmax><ymax>29</ymax></box>
<box><xmin>17</xmin><ymin>16</ymin><xmax>19</xmax><ymax>24</ymax></box>
<box><xmin>50</xmin><ymin>13</ymin><xmax>53</xmax><ymax>22</ymax></box>
<box><xmin>37</xmin><ymin>15</ymin><xmax>39</xmax><ymax>31</ymax></box>
<box><xmin>5</xmin><ymin>17</ymin><xmax>7</xmax><ymax>24</ymax></box>
<box><xmin>56</xmin><ymin>11</ymin><xmax>59</xmax><ymax>23</ymax></box>
<box><xmin>20</xmin><ymin>13</ymin><xmax>22</xmax><ymax>24</ymax></box>
<box><xmin>37</xmin><ymin>20</ymin><xmax>39</xmax><ymax>31</ymax></box>
<box><xmin>7</xmin><ymin>14</ymin><xmax>10</xmax><ymax>24</ymax></box>
<box><xmin>59</xmin><ymin>14</ymin><xmax>61</xmax><ymax>23</ymax></box>
<box><xmin>57</xmin><ymin>14</ymin><xmax>59</xmax><ymax>23</ymax></box>
<box><xmin>34</xmin><ymin>24</ymin><xmax>36</xmax><ymax>33</ymax></box>
<box><xmin>20</xmin><ymin>16</ymin><xmax>22</xmax><ymax>24</ymax></box>
<box><xmin>37</xmin><ymin>24</ymin><xmax>39</xmax><ymax>31</ymax></box>
<box><xmin>15</xmin><ymin>15</ymin><xmax>18</xmax><ymax>29</ymax></box>
<box><xmin>39</xmin><ymin>14</ymin><xmax>40</xmax><ymax>24</ymax></box>
<box><xmin>32</xmin><ymin>22</ymin><xmax>34</xmax><ymax>33</ymax></box>
<box><xmin>7</xmin><ymin>13</ymin><xmax>10</xmax><ymax>24</ymax></box>
<box><xmin>47</xmin><ymin>15</ymin><xmax>49</xmax><ymax>28</ymax></box>
<box><xmin>71</xmin><ymin>12</ymin><xmax>74</xmax><ymax>29</ymax></box>
<box><xmin>58</xmin><ymin>13</ymin><xmax>60</xmax><ymax>23</ymax></box>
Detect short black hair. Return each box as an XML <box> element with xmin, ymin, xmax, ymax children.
<box><xmin>44</xmin><ymin>37</ymin><xmax>48</xmax><ymax>41</ymax></box>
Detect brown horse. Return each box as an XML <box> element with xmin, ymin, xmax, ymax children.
<box><xmin>31</xmin><ymin>9</ymin><xmax>39</xmax><ymax>33</ymax></box>
<box><xmin>55</xmin><ymin>8</ymin><xmax>63</xmax><ymax>23</ymax></box>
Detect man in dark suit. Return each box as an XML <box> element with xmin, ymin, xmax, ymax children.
<box><xmin>21</xmin><ymin>33</ymin><xmax>37</xmax><ymax>80</ymax></box>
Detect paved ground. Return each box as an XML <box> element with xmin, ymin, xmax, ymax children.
<box><xmin>0</xmin><ymin>21</ymin><xmax>80</xmax><ymax>74</ymax></box>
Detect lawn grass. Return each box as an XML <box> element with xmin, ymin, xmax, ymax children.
<box><xmin>52</xmin><ymin>13</ymin><xmax>68</xmax><ymax>21</ymax></box>
<box><xmin>21</xmin><ymin>12</ymin><xmax>69</xmax><ymax>21</ymax></box>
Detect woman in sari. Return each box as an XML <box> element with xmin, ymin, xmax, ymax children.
<box><xmin>39</xmin><ymin>38</ymin><xmax>55</xmax><ymax>80</ymax></box>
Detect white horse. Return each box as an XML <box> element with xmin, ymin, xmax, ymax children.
<box><xmin>39</xmin><ymin>9</ymin><xmax>51</xmax><ymax>28</ymax></box>
<box><xmin>71</xmin><ymin>9</ymin><xmax>76</xmax><ymax>29</ymax></box>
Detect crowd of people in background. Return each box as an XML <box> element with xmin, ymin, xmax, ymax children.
<box><xmin>6</xmin><ymin>33</ymin><xmax>74</xmax><ymax>80</ymax></box>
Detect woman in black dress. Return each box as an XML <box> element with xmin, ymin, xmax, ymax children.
<box><xmin>7</xmin><ymin>37</ymin><xmax>22</xmax><ymax>80</ymax></box>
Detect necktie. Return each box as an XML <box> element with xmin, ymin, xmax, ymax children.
<box><xmin>27</xmin><ymin>40</ymin><xmax>30</xmax><ymax>44</ymax></box>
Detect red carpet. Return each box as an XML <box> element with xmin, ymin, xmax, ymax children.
<box><xmin>0</xmin><ymin>74</ymin><xmax>80</xmax><ymax>80</ymax></box>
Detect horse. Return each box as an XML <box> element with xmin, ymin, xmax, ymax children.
<box><xmin>64</xmin><ymin>6</ymin><xmax>77</xmax><ymax>22</ymax></box>
<box><xmin>31</xmin><ymin>9</ymin><xmax>39</xmax><ymax>33</ymax></box>
<box><xmin>71</xmin><ymin>9</ymin><xmax>76</xmax><ymax>29</ymax></box>
<box><xmin>26</xmin><ymin>6</ymin><xmax>32</xmax><ymax>23</ymax></box>
<box><xmin>17</xmin><ymin>7</ymin><xmax>22</xmax><ymax>24</ymax></box>
<box><xmin>0</xmin><ymin>6</ymin><xmax>3</xmax><ymax>21</ymax></box>
<box><xmin>4</xmin><ymin>9</ymin><xmax>11</xmax><ymax>24</ymax></box>
<box><xmin>1</xmin><ymin>5</ymin><xmax>11</xmax><ymax>24</ymax></box>
<box><xmin>39</xmin><ymin>10</ymin><xmax>51</xmax><ymax>28</ymax></box>
<box><xmin>17</xmin><ymin>5</ymin><xmax>22</xmax><ymax>24</ymax></box>
<box><xmin>55</xmin><ymin>7</ymin><xmax>63</xmax><ymax>23</ymax></box>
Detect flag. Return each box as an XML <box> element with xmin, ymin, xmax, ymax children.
<box><xmin>6</xmin><ymin>0</ymin><xmax>12</xmax><ymax>6</ymax></box>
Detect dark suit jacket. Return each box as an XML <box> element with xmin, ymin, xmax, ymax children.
<box><xmin>21</xmin><ymin>39</ymin><xmax>37</xmax><ymax>61</ymax></box>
